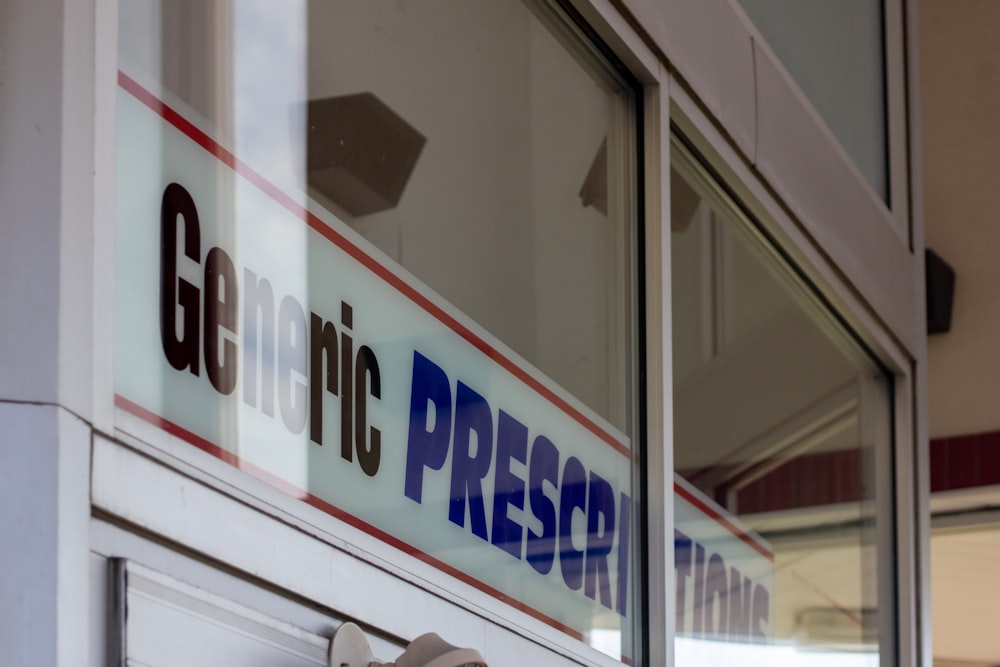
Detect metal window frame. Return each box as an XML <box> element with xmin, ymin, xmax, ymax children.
<box><xmin>667</xmin><ymin>60</ymin><xmax>927</xmax><ymax>667</ymax></box>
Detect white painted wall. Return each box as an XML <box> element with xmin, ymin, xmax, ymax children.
<box><xmin>921</xmin><ymin>0</ymin><xmax>1000</xmax><ymax>439</ymax></box>
<box><xmin>0</xmin><ymin>0</ymin><xmax>97</xmax><ymax>664</ymax></box>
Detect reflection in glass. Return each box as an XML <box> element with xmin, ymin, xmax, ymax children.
<box><xmin>120</xmin><ymin>0</ymin><xmax>637</xmax><ymax>433</ymax></box>
<box><xmin>117</xmin><ymin>0</ymin><xmax>641</xmax><ymax>661</ymax></box>
<box><xmin>671</xmin><ymin>148</ymin><xmax>890</xmax><ymax>663</ymax></box>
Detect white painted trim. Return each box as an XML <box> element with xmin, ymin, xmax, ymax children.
<box><xmin>115</xmin><ymin>559</ymin><xmax>331</xmax><ymax>666</ymax></box>
<box><xmin>89</xmin><ymin>530</ymin><xmax>406</xmax><ymax>663</ymax></box>
<box><xmin>904</xmin><ymin>0</ymin><xmax>932</xmax><ymax>661</ymax></box>
<box><xmin>568</xmin><ymin>0</ymin><xmax>661</xmax><ymax>85</ymax></box>
<box><xmin>894</xmin><ymin>367</ymin><xmax>922</xmax><ymax>667</ymax></box>
<box><xmin>92</xmin><ymin>0</ymin><xmax>119</xmax><ymax>434</ymax></box>
<box><xmin>56</xmin><ymin>0</ymin><xmax>99</xmax><ymax>421</ymax></box>
<box><xmin>885</xmin><ymin>0</ymin><xmax>911</xmax><ymax>243</ymax></box>
<box><xmin>623</xmin><ymin>0</ymin><xmax>757</xmax><ymax>159</ymax></box>
<box><xmin>0</xmin><ymin>404</ymin><xmax>92</xmax><ymax>665</ymax></box>
<box><xmin>641</xmin><ymin>67</ymin><xmax>674</xmax><ymax>667</ymax></box>
<box><xmin>92</xmin><ymin>435</ymin><xmax>624</xmax><ymax>666</ymax></box>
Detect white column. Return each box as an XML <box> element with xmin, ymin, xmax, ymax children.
<box><xmin>0</xmin><ymin>0</ymin><xmax>100</xmax><ymax>664</ymax></box>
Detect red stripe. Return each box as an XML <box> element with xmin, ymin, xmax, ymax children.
<box><xmin>930</xmin><ymin>430</ymin><xmax>1000</xmax><ymax>492</ymax></box>
<box><xmin>115</xmin><ymin>394</ymin><xmax>587</xmax><ymax>641</ymax></box>
<box><xmin>116</xmin><ymin>70</ymin><xmax>629</xmax><ymax>460</ymax></box>
<box><xmin>673</xmin><ymin>482</ymin><xmax>774</xmax><ymax>563</ymax></box>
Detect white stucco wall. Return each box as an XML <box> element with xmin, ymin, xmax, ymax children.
<box><xmin>921</xmin><ymin>0</ymin><xmax>1000</xmax><ymax>439</ymax></box>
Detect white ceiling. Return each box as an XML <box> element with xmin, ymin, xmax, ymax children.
<box><xmin>932</xmin><ymin>510</ymin><xmax>1000</xmax><ymax>665</ymax></box>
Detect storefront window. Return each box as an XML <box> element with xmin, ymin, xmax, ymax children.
<box><xmin>115</xmin><ymin>0</ymin><xmax>642</xmax><ymax>661</ymax></box>
<box><xmin>671</xmin><ymin>143</ymin><xmax>892</xmax><ymax>664</ymax></box>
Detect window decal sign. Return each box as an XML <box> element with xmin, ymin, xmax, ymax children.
<box><xmin>114</xmin><ymin>69</ymin><xmax>635</xmax><ymax>644</ymax></box>
<box><xmin>674</xmin><ymin>476</ymin><xmax>774</xmax><ymax>643</ymax></box>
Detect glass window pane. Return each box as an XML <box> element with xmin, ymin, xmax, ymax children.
<box><xmin>671</xmin><ymin>148</ymin><xmax>890</xmax><ymax>664</ymax></box>
<box><xmin>116</xmin><ymin>0</ymin><xmax>642</xmax><ymax>661</ymax></box>
<box><xmin>119</xmin><ymin>0</ymin><xmax>637</xmax><ymax>431</ymax></box>
<box><xmin>739</xmin><ymin>0</ymin><xmax>888</xmax><ymax>201</ymax></box>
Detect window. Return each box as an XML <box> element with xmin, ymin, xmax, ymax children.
<box><xmin>115</xmin><ymin>0</ymin><xmax>643</xmax><ymax>661</ymax></box>
<box><xmin>671</xmin><ymin>138</ymin><xmax>893</xmax><ymax>664</ymax></box>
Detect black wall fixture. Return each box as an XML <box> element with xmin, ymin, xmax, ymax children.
<box><xmin>926</xmin><ymin>248</ymin><xmax>955</xmax><ymax>335</ymax></box>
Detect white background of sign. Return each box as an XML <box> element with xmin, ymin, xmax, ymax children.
<box><xmin>115</xmin><ymin>74</ymin><xmax>635</xmax><ymax>645</ymax></box>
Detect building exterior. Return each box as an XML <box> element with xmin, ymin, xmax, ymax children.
<box><xmin>0</xmin><ymin>1</ymin><xmax>930</xmax><ymax>666</ymax></box>
<box><xmin>920</xmin><ymin>2</ymin><xmax>1000</xmax><ymax>665</ymax></box>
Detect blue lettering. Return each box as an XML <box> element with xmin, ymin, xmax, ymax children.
<box><xmin>448</xmin><ymin>381</ymin><xmax>493</xmax><ymax>541</ymax></box>
<box><xmin>401</xmin><ymin>350</ymin><xmax>634</xmax><ymax>617</ymax></box>
<box><xmin>491</xmin><ymin>411</ymin><xmax>527</xmax><ymax>559</ymax></box>
<box><xmin>674</xmin><ymin>531</ymin><xmax>771</xmax><ymax>641</ymax></box>
<box><xmin>404</xmin><ymin>351</ymin><xmax>452</xmax><ymax>503</ymax></box>
<box><xmin>559</xmin><ymin>456</ymin><xmax>587</xmax><ymax>590</ymax></box>
<box><xmin>674</xmin><ymin>529</ymin><xmax>693</xmax><ymax>633</ymax></box>
<box><xmin>693</xmin><ymin>543</ymin><xmax>706</xmax><ymax>635</ymax></box>
<box><xmin>705</xmin><ymin>552</ymin><xmax>729</xmax><ymax>637</ymax></box>
<box><xmin>527</xmin><ymin>435</ymin><xmax>559</xmax><ymax>574</ymax></box>
<box><xmin>584</xmin><ymin>472</ymin><xmax>616</xmax><ymax>609</ymax></box>
<box><xmin>728</xmin><ymin>567</ymin><xmax>752</xmax><ymax>638</ymax></box>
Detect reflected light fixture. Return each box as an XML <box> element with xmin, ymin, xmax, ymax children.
<box><xmin>328</xmin><ymin>622</ymin><xmax>488</xmax><ymax>667</ymax></box>
<box><xmin>579</xmin><ymin>137</ymin><xmax>608</xmax><ymax>216</ymax></box>
<box><xmin>307</xmin><ymin>93</ymin><xmax>426</xmax><ymax>218</ymax></box>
